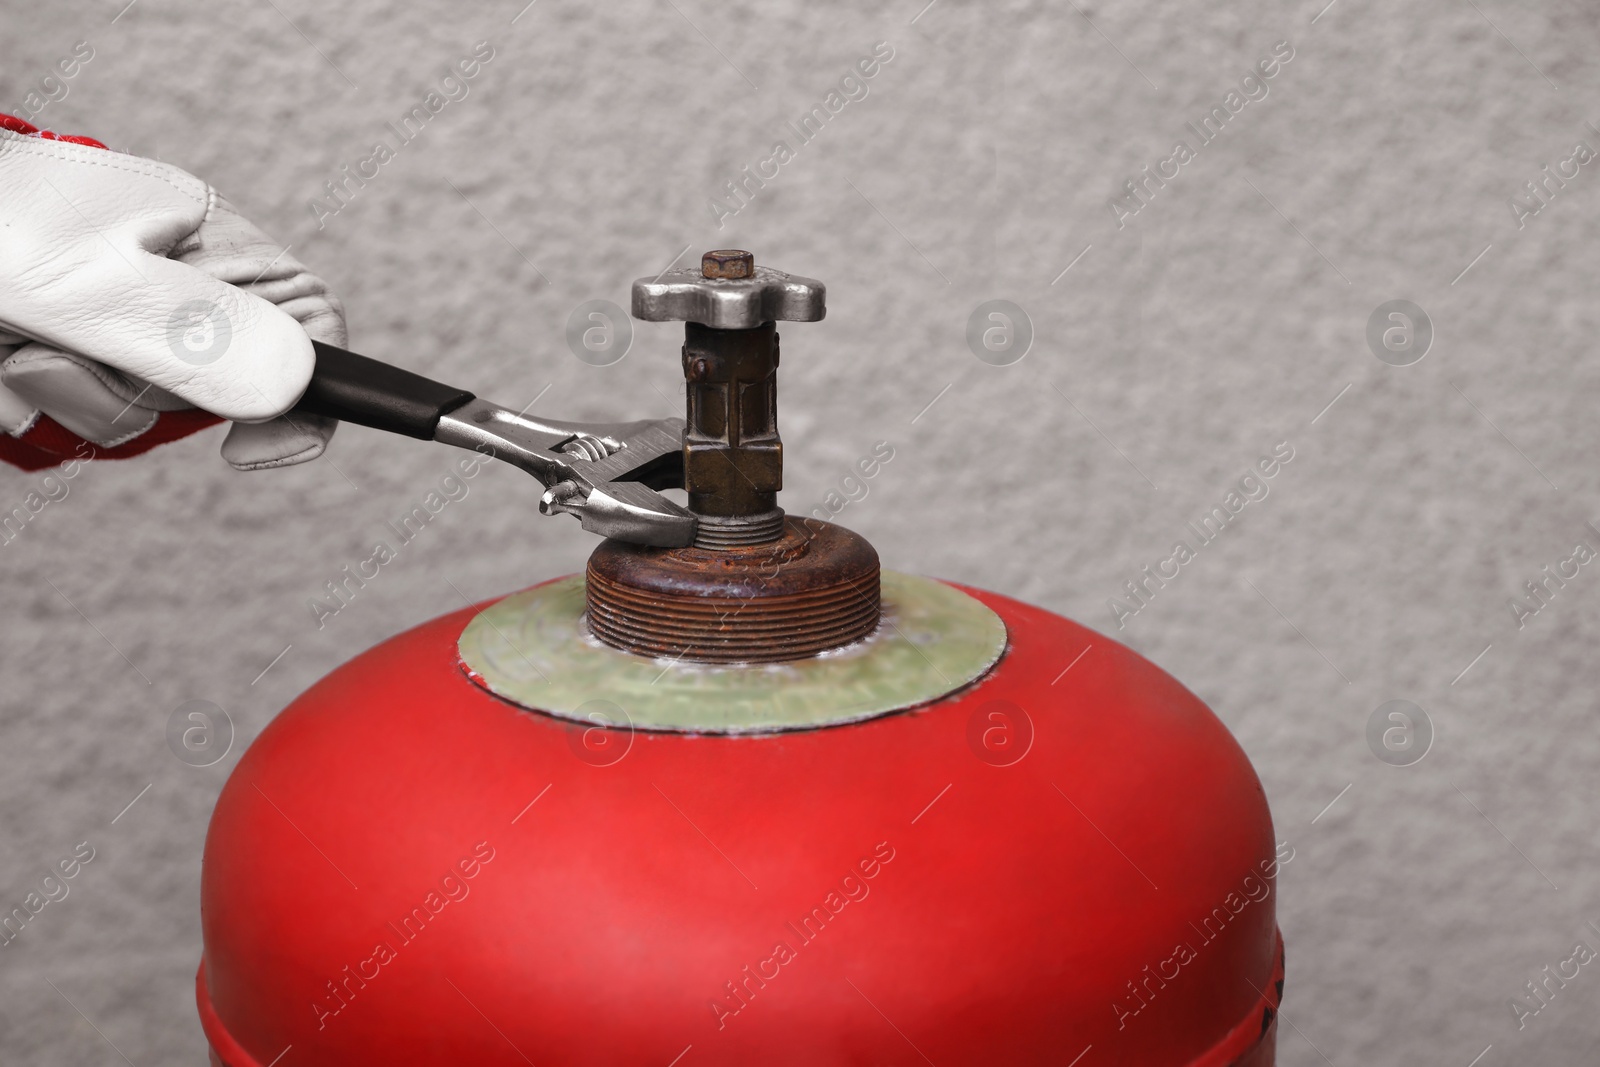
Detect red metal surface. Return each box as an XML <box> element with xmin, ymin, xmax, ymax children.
<box><xmin>199</xmin><ymin>579</ymin><xmax>1283</xmax><ymax>1065</ymax></box>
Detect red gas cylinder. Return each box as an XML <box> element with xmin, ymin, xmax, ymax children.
<box><xmin>198</xmin><ymin>253</ymin><xmax>1284</xmax><ymax>1066</ymax></box>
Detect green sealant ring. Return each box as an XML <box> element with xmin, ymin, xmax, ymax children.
<box><xmin>456</xmin><ymin>571</ymin><xmax>1007</xmax><ymax>734</ymax></box>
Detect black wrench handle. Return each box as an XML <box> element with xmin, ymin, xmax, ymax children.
<box><xmin>291</xmin><ymin>341</ymin><xmax>475</xmax><ymax>441</ymax></box>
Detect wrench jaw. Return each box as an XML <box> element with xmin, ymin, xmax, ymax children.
<box><xmin>434</xmin><ymin>399</ymin><xmax>697</xmax><ymax>548</ymax></box>
<box><xmin>534</xmin><ymin>415</ymin><xmax>698</xmax><ymax>547</ymax></box>
<box><xmin>561</xmin><ymin>480</ymin><xmax>698</xmax><ymax>548</ymax></box>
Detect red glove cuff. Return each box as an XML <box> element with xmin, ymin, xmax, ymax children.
<box><xmin>0</xmin><ymin>111</ymin><xmax>108</xmax><ymax>150</ymax></box>
<box><xmin>0</xmin><ymin>411</ymin><xmax>225</xmax><ymax>471</ymax></box>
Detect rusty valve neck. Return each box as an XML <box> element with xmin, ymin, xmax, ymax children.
<box><xmin>682</xmin><ymin>319</ymin><xmax>784</xmax><ymax>548</ymax></box>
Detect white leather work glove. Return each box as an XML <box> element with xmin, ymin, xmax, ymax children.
<box><xmin>0</xmin><ymin>113</ymin><xmax>343</xmax><ymax>472</ymax></box>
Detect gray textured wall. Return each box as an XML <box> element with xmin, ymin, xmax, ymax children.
<box><xmin>3</xmin><ymin>0</ymin><xmax>1600</xmax><ymax>1063</ymax></box>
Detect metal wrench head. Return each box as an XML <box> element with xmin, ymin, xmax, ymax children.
<box><xmin>434</xmin><ymin>399</ymin><xmax>696</xmax><ymax>547</ymax></box>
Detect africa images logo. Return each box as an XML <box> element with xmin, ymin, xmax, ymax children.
<box><xmin>166</xmin><ymin>299</ymin><xmax>232</xmax><ymax>366</ymax></box>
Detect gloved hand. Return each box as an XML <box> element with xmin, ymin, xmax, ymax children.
<box><xmin>0</xmin><ymin>113</ymin><xmax>344</xmax><ymax>472</ymax></box>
